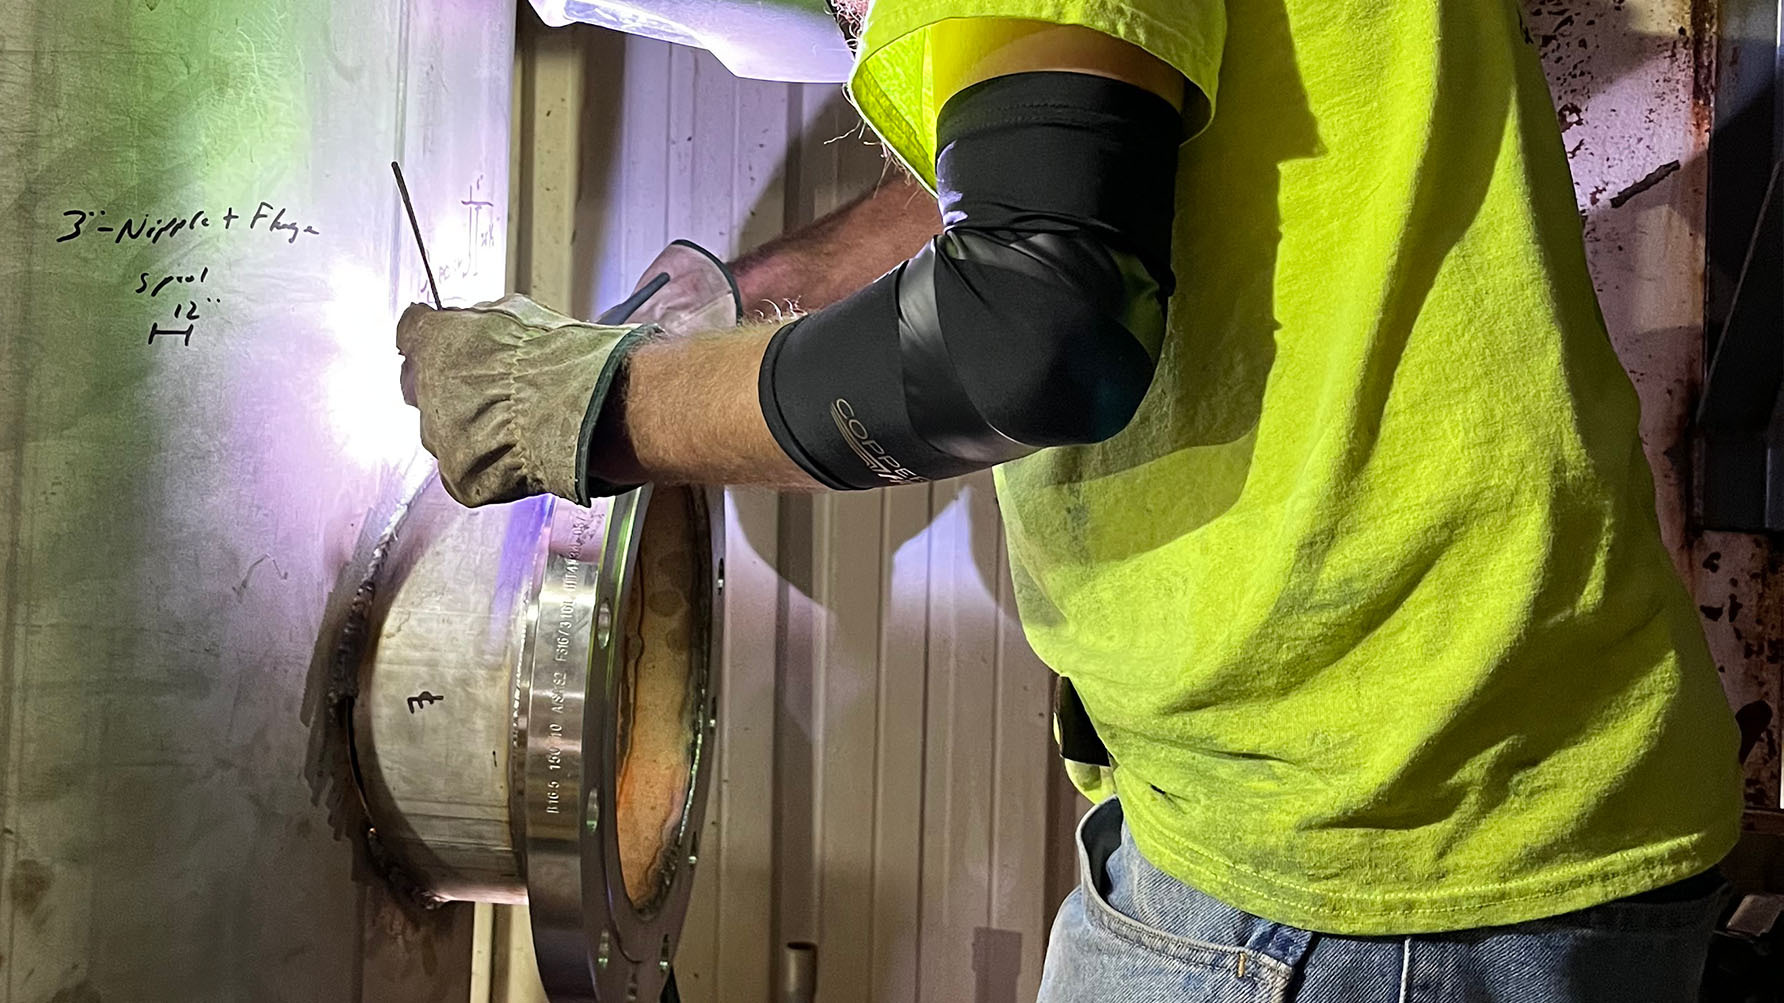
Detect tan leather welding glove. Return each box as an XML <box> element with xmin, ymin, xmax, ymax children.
<box><xmin>599</xmin><ymin>239</ymin><xmax>742</xmax><ymax>334</ymax></box>
<box><xmin>397</xmin><ymin>294</ymin><xmax>651</xmax><ymax>507</ymax></box>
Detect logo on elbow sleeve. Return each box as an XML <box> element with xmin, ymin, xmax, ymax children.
<box><xmin>832</xmin><ymin>399</ymin><xmax>926</xmax><ymax>486</ymax></box>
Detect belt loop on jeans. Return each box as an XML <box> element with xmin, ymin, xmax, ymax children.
<box><xmin>1251</xmin><ymin>918</ymin><xmax>1316</xmax><ymax>974</ymax></box>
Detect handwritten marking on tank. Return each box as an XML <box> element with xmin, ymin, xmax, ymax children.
<box><xmin>405</xmin><ymin>175</ymin><xmax>504</xmax><ymax>306</ymax></box>
<box><xmin>459</xmin><ymin>174</ymin><xmax>499</xmax><ymax>282</ymax></box>
<box><xmin>56</xmin><ymin>202</ymin><xmax>320</xmax><ymax>246</ymax></box>
<box><xmin>136</xmin><ymin>267</ymin><xmax>217</xmax><ymax>346</ymax></box>
<box><xmin>54</xmin><ymin>200</ymin><xmax>321</xmax><ymax>345</ymax></box>
<box><xmin>406</xmin><ymin>691</ymin><xmax>445</xmax><ymax>713</ymax></box>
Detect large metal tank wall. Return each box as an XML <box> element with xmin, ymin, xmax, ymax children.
<box><xmin>0</xmin><ymin>2</ymin><xmax>513</xmax><ymax>1000</ymax></box>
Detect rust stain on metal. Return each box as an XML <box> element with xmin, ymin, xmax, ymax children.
<box><xmin>1690</xmin><ymin>0</ymin><xmax>1718</xmax><ymax>137</ymax></box>
<box><xmin>1691</xmin><ymin>537</ymin><xmax>1784</xmax><ymax>807</ymax></box>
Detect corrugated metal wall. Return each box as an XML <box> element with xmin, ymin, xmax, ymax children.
<box><xmin>562</xmin><ymin>27</ymin><xmax>1081</xmax><ymax>1003</ymax></box>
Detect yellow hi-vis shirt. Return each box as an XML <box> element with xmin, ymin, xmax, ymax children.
<box><xmin>847</xmin><ymin>0</ymin><xmax>1743</xmax><ymax>934</ymax></box>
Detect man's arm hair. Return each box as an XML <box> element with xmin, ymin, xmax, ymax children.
<box><xmin>591</xmin><ymin>324</ymin><xmax>822</xmax><ymax>490</ymax></box>
<box><xmin>729</xmin><ymin>172</ymin><xmax>941</xmax><ymax>322</ymax></box>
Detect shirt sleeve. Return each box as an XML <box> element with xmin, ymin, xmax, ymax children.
<box><xmin>847</xmin><ymin>0</ymin><xmax>1226</xmax><ymax>190</ymax></box>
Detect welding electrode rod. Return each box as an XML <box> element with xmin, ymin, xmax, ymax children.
<box><xmin>391</xmin><ymin>161</ymin><xmax>444</xmax><ymax>310</ymax></box>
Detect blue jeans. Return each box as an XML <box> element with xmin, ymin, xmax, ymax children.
<box><xmin>1037</xmin><ymin>798</ymin><xmax>1727</xmax><ymax>1002</ymax></box>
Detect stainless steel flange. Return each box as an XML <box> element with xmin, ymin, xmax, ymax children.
<box><xmin>350</xmin><ymin>479</ymin><xmax>721</xmax><ymax>1001</ymax></box>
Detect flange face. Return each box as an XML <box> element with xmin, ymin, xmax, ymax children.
<box><xmin>521</xmin><ymin>495</ymin><xmax>611</xmax><ymax>999</ymax></box>
<box><xmin>523</xmin><ymin>487</ymin><xmax>720</xmax><ymax>1002</ymax></box>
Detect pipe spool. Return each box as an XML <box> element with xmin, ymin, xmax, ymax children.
<box><xmin>350</xmin><ymin>478</ymin><xmax>722</xmax><ymax>1002</ymax></box>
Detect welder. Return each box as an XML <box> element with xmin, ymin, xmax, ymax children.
<box><xmin>395</xmin><ymin>2</ymin><xmax>1744</xmax><ymax>998</ymax></box>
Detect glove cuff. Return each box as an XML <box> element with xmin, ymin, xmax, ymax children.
<box><xmin>573</xmin><ymin>325</ymin><xmax>657</xmax><ymax>503</ymax></box>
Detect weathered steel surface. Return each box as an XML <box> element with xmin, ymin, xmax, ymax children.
<box><xmin>0</xmin><ymin>1</ymin><xmax>513</xmax><ymax>999</ymax></box>
<box><xmin>1525</xmin><ymin>0</ymin><xmax>1781</xmax><ymax>810</ymax></box>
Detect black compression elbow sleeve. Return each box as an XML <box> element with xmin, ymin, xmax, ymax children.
<box><xmin>759</xmin><ymin>70</ymin><xmax>1184</xmax><ymax>490</ymax></box>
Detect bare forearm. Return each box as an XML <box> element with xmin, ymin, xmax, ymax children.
<box><xmin>729</xmin><ymin>173</ymin><xmax>942</xmax><ymax>321</ymax></box>
<box><xmin>593</xmin><ymin>324</ymin><xmax>819</xmax><ymax>490</ymax></box>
